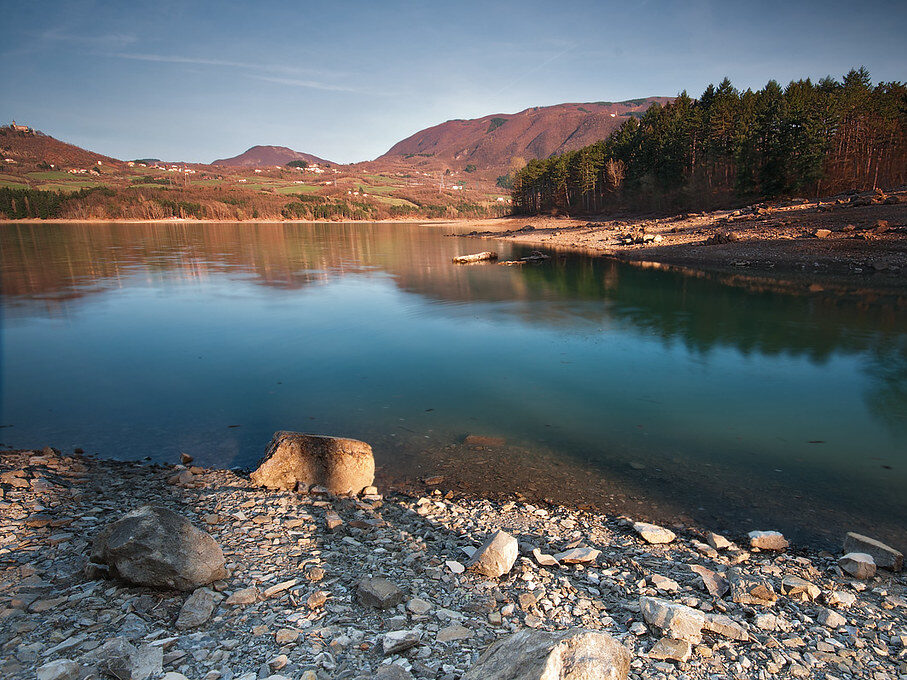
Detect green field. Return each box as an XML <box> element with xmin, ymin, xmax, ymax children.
<box><xmin>275</xmin><ymin>184</ymin><xmax>322</xmax><ymax>195</ymax></box>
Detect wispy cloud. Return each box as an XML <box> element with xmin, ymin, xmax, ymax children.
<box><xmin>41</xmin><ymin>27</ymin><xmax>137</xmax><ymax>49</ymax></box>
<box><xmin>106</xmin><ymin>52</ymin><xmax>357</xmax><ymax>92</ymax></box>
<box><xmin>247</xmin><ymin>75</ymin><xmax>360</xmax><ymax>93</ymax></box>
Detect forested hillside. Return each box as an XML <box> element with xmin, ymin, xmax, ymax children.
<box><xmin>512</xmin><ymin>69</ymin><xmax>907</xmax><ymax>215</ymax></box>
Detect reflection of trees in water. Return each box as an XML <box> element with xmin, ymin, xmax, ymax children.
<box><xmin>4</xmin><ymin>222</ymin><xmax>906</xmax><ymax>434</ymax></box>
<box><xmin>863</xmin><ymin>340</ymin><xmax>907</xmax><ymax>436</ymax></box>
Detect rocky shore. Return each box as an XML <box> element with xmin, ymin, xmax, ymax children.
<box><xmin>1</xmin><ymin>445</ymin><xmax>905</xmax><ymax>680</ymax></box>
<box><xmin>454</xmin><ymin>189</ymin><xmax>907</xmax><ymax>292</ymax></box>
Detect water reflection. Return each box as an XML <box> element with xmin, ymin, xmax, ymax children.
<box><xmin>1</xmin><ymin>222</ymin><xmax>905</xmax><ymax>549</ymax></box>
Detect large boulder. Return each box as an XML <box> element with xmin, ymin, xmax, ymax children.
<box><xmin>463</xmin><ymin>628</ymin><xmax>630</xmax><ymax>680</ymax></box>
<box><xmin>250</xmin><ymin>431</ymin><xmax>375</xmax><ymax>494</ymax></box>
<box><xmin>91</xmin><ymin>505</ymin><xmax>226</xmax><ymax>591</ymax></box>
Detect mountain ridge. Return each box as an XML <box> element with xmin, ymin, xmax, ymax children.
<box><xmin>211</xmin><ymin>145</ymin><xmax>332</xmax><ymax>168</ymax></box>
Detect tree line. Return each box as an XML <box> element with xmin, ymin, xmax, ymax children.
<box><xmin>512</xmin><ymin>69</ymin><xmax>907</xmax><ymax>215</ymax></box>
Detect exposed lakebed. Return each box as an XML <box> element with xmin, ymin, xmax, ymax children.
<box><xmin>1</xmin><ymin>222</ymin><xmax>905</xmax><ymax>550</ymax></box>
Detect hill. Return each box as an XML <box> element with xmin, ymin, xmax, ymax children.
<box><xmin>212</xmin><ymin>145</ymin><xmax>332</xmax><ymax>168</ymax></box>
<box><xmin>376</xmin><ymin>98</ymin><xmax>672</xmax><ymax>173</ymax></box>
<box><xmin>0</xmin><ymin>124</ymin><xmax>123</xmax><ymax>169</ymax></box>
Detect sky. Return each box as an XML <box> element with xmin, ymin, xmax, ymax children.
<box><xmin>3</xmin><ymin>0</ymin><xmax>905</xmax><ymax>164</ymax></box>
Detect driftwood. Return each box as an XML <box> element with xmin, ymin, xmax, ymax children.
<box><xmin>498</xmin><ymin>251</ymin><xmax>551</xmax><ymax>266</ymax></box>
<box><xmin>452</xmin><ymin>251</ymin><xmax>498</xmax><ymax>264</ymax></box>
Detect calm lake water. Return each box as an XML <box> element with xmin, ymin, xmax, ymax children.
<box><xmin>2</xmin><ymin>222</ymin><xmax>905</xmax><ymax>550</ymax></box>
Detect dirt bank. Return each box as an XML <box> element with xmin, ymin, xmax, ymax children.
<box><xmin>451</xmin><ymin>190</ymin><xmax>907</xmax><ymax>292</ymax></box>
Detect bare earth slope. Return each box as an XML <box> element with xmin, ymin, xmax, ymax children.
<box><xmin>211</xmin><ymin>145</ymin><xmax>332</xmax><ymax>168</ymax></box>
<box><xmin>0</xmin><ymin>128</ymin><xmax>123</xmax><ymax>168</ymax></box>
<box><xmin>377</xmin><ymin>98</ymin><xmax>672</xmax><ymax>172</ymax></box>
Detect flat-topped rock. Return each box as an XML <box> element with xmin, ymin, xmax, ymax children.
<box><xmin>250</xmin><ymin>431</ymin><xmax>375</xmax><ymax>495</ymax></box>
<box><xmin>639</xmin><ymin>596</ymin><xmax>706</xmax><ymax>643</ymax></box>
<box><xmin>748</xmin><ymin>530</ymin><xmax>789</xmax><ymax>551</ymax></box>
<box><xmin>633</xmin><ymin>521</ymin><xmax>676</xmax><ymax>544</ymax></box>
<box><xmin>357</xmin><ymin>577</ymin><xmax>405</xmax><ymax>609</ymax></box>
<box><xmin>843</xmin><ymin>532</ymin><xmax>903</xmax><ymax>571</ymax></box>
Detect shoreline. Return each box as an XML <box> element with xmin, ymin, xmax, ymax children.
<box><xmin>1</xmin><ymin>446</ymin><xmax>905</xmax><ymax>679</ymax></box>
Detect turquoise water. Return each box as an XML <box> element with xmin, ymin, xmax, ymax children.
<box><xmin>1</xmin><ymin>222</ymin><xmax>905</xmax><ymax>549</ymax></box>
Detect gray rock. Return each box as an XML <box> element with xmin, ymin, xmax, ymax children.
<box><xmin>88</xmin><ymin>637</ymin><xmax>162</xmax><ymax>680</ymax></box>
<box><xmin>633</xmin><ymin>522</ymin><xmax>676</xmax><ymax>544</ymax></box>
<box><xmin>728</xmin><ymin>569</ymin><xmax>777</xmax><ymax>605</ymax></box>
<box><xmin>747</xmin><ymin>530</ymin><xmax>789</xmax><ymax>551</ymax></box>
<box><xmin>467</xmin><ymin>530</ymin><xmax>518</xmax><ymax>578</ymax></box>
<box><xmin>639</xmin><ymin>596</ymin><xmax>706</xmax><ymax>643</ymax></box>
<box><xmin>704</xmin><ymin>614</ymin><xmax>749</xmax><ymax>641</ymax></box>
<box><xmin>375</xmin><ymin>666</ymin><xmax>414</xmax><ymax>680</ymax></box>
<box><xmin>817</xmin><ymin>608</ymin><xmax>847</xmax><ymax>628</ymax></box>
<box><xmin>552</xmin><ymin>547</ymin><xmax>600</xmax><ymax>564</ymax></box>
<box><xmin>689</xmin><ymin>564</ymin><xmax>728</xmax><ymax>598</ymax></box>
<box><xmin>176</xmin><ymin>588</ymin><xmax>216</xmax><ymax>629</ymax></box>
<box><xmin>37</xmin><ymin>659</ymin><xmax>81</xmax><ymax>680</ymax></box>
<box><xmin>382</xmin><ymin>630</ymin><xmax>421</xmax><ymax>655</ymax></box>
<box><xmin>462</xmin><ymin>627</ymin><xmax>630</xmax><ymax>680</ymax></box>
<box><xmin>839</xmin><ymin>552</ymin><xmax>876</xmax><ymax>579</ymax></box>
<box><xmin>357</xmin><ymin>577</ymin><xmax>405</xmax><ymax>609</ymax></box>
<box><xmin>91</xmin><ymin>505</ymin><xmax>226</xmax><ymax>591</ymax></box>
<box><xmin>842</xmin><ymin>532</ymin><xmax>903</xmax><ymax>571</ymax></box>
<box><xmin>250</xmin><ymin>431</ymin><xmax>375</xmax><ymax>494</ymax></box>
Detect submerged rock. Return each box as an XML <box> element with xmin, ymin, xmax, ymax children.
<box><xmin>90</xmin><ymin>505</ymin><xmax>226</xmax><ymax>591</ymax></box>
<box><xmin>250</xmin><ymin>431</ymin><xmax>375</xmax><ymax>495</ymax></box>
<box><xmin>463</xmin><ymin>627</ymin><xmax>630</xmax><ymax>680</ymax></box>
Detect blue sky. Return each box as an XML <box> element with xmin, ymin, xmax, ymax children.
<box><xmin>3</xmin><ymin>0</ymin><xmax>905</xmax><ymax>164</ymax></box>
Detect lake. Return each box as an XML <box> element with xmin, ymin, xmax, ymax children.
<box><xmin>1</xmin><ymin>221</ymin><xmax>905</xmax><ymax>550</ymax></box>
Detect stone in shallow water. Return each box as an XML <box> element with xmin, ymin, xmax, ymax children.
<box><xmin>467</xmin><ymin>530</ymin><xmax>518</xmax><ymax>578</ymax></box>
<box><xmin>633</xmin><ymin>522</ymin><xmax>676</xmax><ymax>544</ymax></box>
<box><xmin>748</xmin><ymin>530</ymin><xmax>789</xmax><ymax>551</ymax></box>
<box><xmin>357</xmin><ymin>577</ymin><xmax>405</xmax><ymax>609</ymax></box>
<box><xmin>462</xmin><ymin>627</ymin><xmax>630</xmax><ymax>680</ymax></box>
<box><xmin>842</xmin><ymin>532</ymin><xmax>903</xmax><ymax>571</ymax></box>
<box><xmin>639</xmin><ymin>596</ymin><xmax>706</xmax><ymax>643</ymax></box>
<box><xmin>90</xmin><ymin>505</ymin><xmax>226</xmax><ymax>591</ymax></box>
<box><xmin>839</xmin><ymin>552</ymin><xmax>876</xmax><ymax>579</ymax></box>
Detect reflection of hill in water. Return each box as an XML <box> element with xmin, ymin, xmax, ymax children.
<box><xmin>5</xmin><ymin>222</ymin><xmax>906</xmax><ymax>359</ymax></box>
